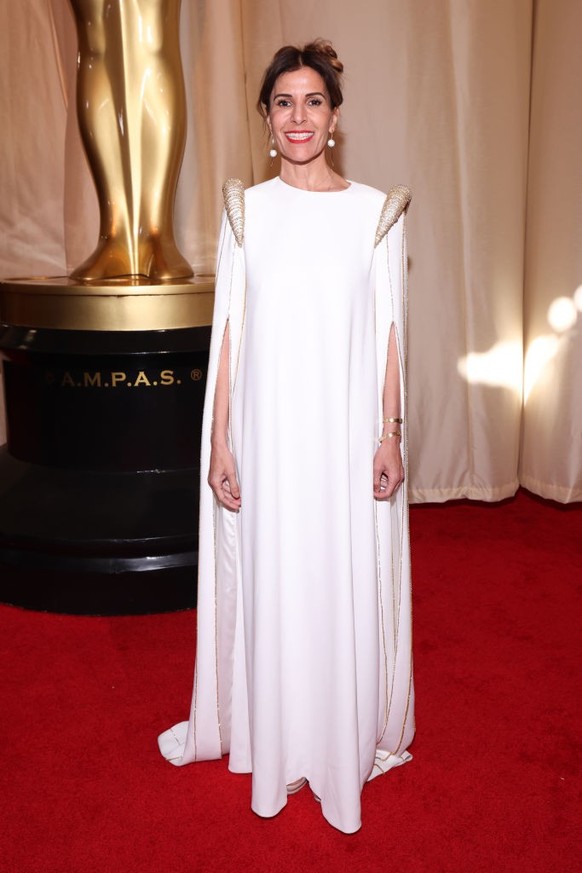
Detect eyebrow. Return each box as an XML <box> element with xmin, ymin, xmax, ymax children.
<box><xmin>272</xmin><ymin>91</ymin><xmax>327</xmax><ymax>100</ymax></box>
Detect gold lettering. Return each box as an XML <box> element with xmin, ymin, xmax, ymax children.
<box><xmin>111</xmin><ymin>371</ymin><xmax>127</xmax><ymax>387</ymax></box>
<box><xmin>160</xmin><ymin>369</ymin><xmax>175</xmax><ymax>385</ymax></box>
<box><xmin>61</xmin><ymin>371</ymin><xmax>75</xmax><ymax>387</ymax></box>
<box><xmin>134</xmin><ymin>370</ymin><xmax>152</xmax><ymax>387</ymax></box>
<box><xmin>83</xmin><ymin>371</ymin><xmax>102</xmax><ymax>387</ymax></box>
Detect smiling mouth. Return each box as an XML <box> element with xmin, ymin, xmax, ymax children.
<box><xmin>284</xmin><ymin>131</ymin><xmax>315</xmax><ymax>143</ymax></box>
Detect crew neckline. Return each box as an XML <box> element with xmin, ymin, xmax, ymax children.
<box><xmin>276</xmin><ymin>176</ymin><xmax>353</xmax><ymax>194</ymax></box>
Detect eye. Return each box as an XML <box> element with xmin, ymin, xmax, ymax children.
<box><xmin>274</xmin><ymin>98</ymin><xmax>291</xmax><ymax>108</ymax></box>
<box><xmin>308</xmin><ymin>98</ymin><xmax>323</xmax><ymax>107</ymax></box>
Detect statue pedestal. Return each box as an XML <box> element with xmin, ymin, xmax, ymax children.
<box><xmin>0</xmin><ymin>279</ymin><xmax>213</xmax><ymax>614</ymax></box>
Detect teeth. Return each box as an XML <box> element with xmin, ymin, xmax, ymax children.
<box><xmin>286</xmin><ymin>132</ymin><xmax>312</xmax><ymax>141</ymax></box>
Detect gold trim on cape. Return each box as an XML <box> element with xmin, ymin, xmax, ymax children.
<box><xmin>222</xmin><ymin>179</ymin><xmax>245</xmax><ymax>247</ymax></box>
<box><xmin>374</xmin><ymin>186</ymin><xmax>412</xmax><ymax>248</ymax></box>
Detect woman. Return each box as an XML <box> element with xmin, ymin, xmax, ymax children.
<box><xmin>159</xmin><ymin>40</ymin><xmax>414</xmax><ymax>835</ymax></box>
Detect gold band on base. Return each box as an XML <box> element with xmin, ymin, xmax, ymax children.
<box><xmin>0</xmin><ymin>277</ymin><xmax>214</xmax><ymax>332</ymax></box>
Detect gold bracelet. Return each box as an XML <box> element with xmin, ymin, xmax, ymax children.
<box><xmin>383</xmin><ymin>417</ymin><xmax>403</xmax><ymax>424</ymax></box>
<box><xmin>378</xmin><ymin>431</ymin><xmax>401</xmax><ymax>444</ymax></box>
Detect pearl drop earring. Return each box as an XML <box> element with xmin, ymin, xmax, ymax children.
<box><xmin>327</xmin><ymin>132</ymin><xmax>336</xmax><ymax>148</ymax></box>
<box><xmin>269</xmin><ymin>138</ymin><xmax>278</xmax><ymax>158</ymax></box>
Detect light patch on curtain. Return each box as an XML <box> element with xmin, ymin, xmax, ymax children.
<box><xmin>458</xmin><ymin>285</ymin><xmax>582</xmax><ymax>403</ymax></box>
<box><xmin>524</xmin><ymin>335</ymin><xmax>559</xmax><ymax>402</ymax></box>
<box><xmin>523</xmin><ymin>286</ymin><xmax>582</xmax><ymax>401</ymax></box>
<box><xmin>548</xmin><ymin>296</ymin><xmax>578</xmax><ymax>332</ymax></box>
<box><xmin>457</xmin><ymin>341</ymin><xmax>522</xmax><ymax>393</ymax></box>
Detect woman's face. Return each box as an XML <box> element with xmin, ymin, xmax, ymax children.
<box><xmin>267</xmin><ymin>66</ymin><xmax>338</xmax><ymax>167</ymax></box>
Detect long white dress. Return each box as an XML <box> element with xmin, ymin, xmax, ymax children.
<box><xmin>159</xmin><ymin>176</ymin><xmax>414</xmax><ymax>834</ymax></box>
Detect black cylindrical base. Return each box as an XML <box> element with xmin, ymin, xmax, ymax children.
<box><xmin>0</xmin><ymin>325</ymin><xmax>210</xmax><ymax>614</ymax></box>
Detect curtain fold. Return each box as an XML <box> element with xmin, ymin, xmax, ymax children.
<box><xmin>0</xmin><ymin>0</ymin><xmax>579</xmax><ymax>502</ymax></box>
<box><xmin>520</xmin><ymin>0</ymin><xmax>582</xmax><ymax>502</ymax></box>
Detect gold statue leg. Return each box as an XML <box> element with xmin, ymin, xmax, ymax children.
<box><xmin>69</xmin><ymin>0</ymin><xmax>192</xmax><ymax>281</ymax></box>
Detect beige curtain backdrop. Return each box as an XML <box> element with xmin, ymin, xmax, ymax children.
<box><xmin>0</xmin><ymin>0</ymin><xmax>580</xmax><ymax>503</ymax></box>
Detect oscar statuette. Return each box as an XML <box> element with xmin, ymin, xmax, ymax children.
<box><xmin>0</xmin><ymin>0</ymin><xmax>211</xmax><ymax>613</ymax></box>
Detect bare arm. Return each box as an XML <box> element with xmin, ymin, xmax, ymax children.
<box><xmin>373</xmin><ymin>324</ymin><xmax>405</xmax><ymax>500</ymax></box>
<box><xmin>207</xmin><ymin>326</ymin><xmax>241</xmax><ymax>510</ymax></box>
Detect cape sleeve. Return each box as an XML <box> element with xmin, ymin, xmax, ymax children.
<box><xmin>158</xmin><ymin>180</ymin><xmax>246</xmax><ymax>765</ymax></box>
<box><xmin>373</xmin><ymin>186</ymin><xmax>411</xmax><ymax>453</ymax></box>
<box><xmin>370</xmin><ymin>187</ymin><xmax>416</xmax><ymax>769</ymax></box>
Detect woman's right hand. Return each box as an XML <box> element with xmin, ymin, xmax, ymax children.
<box><xmin>208</xmin><ymin>442</ymin><xmax>241</xmax><ymax>511</ymax></box>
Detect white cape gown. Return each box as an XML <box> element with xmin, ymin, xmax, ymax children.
<box><xmin>159</xmin><ymin>177</ymin><xmax>414</xmax><ymax>834</ymax></box>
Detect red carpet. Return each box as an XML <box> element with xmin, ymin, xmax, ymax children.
<box><xmin>2</xmin><ymin>490</ymin><xmax>580</xmax><ymax>872</ymax></box>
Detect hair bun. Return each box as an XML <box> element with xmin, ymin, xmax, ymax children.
<box><xmin>306</xmin><ymin>39</ymin><xmax>344</xmax><ymax>75</ymax></box>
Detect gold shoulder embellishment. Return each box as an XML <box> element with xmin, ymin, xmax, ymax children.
<box><xmin>374</xmin><ymin>185</ymin><xmax>412</xmax><ymax>247</ymax></box>
<box><xmin>222</xmin><ymin>178</ymin><xmax>245</xmax><ymax>247</ymax></box>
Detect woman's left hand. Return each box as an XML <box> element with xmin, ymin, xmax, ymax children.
<box><xmin>373</xmin><ymin>440</ymin><xmax>404</xmax><ymax>500</ymax></box>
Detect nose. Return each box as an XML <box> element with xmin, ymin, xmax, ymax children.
<box><xmin>290</xmin><ymin>105</ymin><xmax>306</xmax><ymax>125</ymax></box>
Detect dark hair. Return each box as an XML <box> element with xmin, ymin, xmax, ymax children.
<box><xmin>257</xmin><ymin>39</ymin><xmax>344</xmax><ymax>116</ymax></box>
